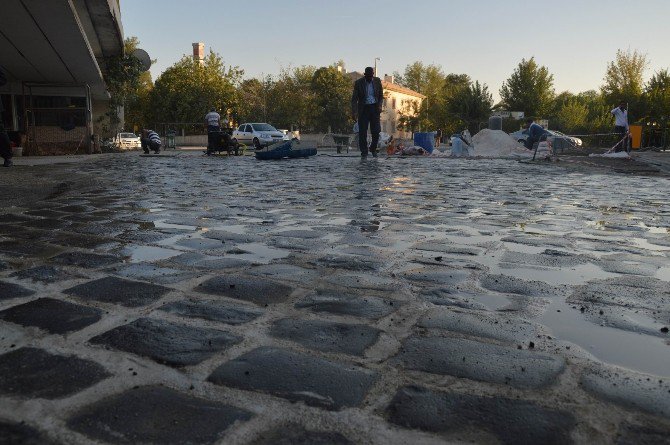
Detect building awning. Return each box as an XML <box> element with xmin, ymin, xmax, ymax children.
<box><xmin>0</xmin><ymin>0</ymin><xmax>123</xmax><ymax>99</ymax></box>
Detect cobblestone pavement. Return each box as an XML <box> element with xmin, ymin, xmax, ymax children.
<box><xmin>1</xmin><ymin>152</ymin><xmax>669</xmax><ymax>444</ymax></box>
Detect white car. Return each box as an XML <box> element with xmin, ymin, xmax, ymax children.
<box><xmin>279</xmin><ymin>129</ymin><xmax>301</xmax><ymax>141</ymax></box>
<box><xmin>509</xmin><ymin>129</ymin><xmax>582</xmax><ymax>148</ymax></box>
<box><xmin>232</xmin><ymin>123</ymin><xmax>284</xmax><ymax>148</ymax></box>
<box><xmin>115</xmin><ymin>132</ymin><xmax>141</xmax><ymax>150</ymax></box>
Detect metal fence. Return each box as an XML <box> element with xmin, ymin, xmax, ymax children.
<box><xmin>23</xmin><ymin>83</ymin><xmax>92</xmax><ymax>155</ymax></box>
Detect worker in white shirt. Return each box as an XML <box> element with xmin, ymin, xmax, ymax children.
<box><xmin>205</xmin><ymin>108</ymin><xmax>221</xmax><ymax>133</ymax></box>
<box><xmin>611</xmin><ymin>102</ymin><xmax>630</xmax><ymax>153</ymax></box>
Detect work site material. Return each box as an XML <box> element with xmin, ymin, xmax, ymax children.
<box><xmin>450</xmin><ymin>138</ymin><xmax>471</xmax><ymax>157</ymax></box>
<box><xmin>472</xmin><ymin>129</ymin><xmax>528</xmax><ymax>157</ymax></box>
<box><xmin>413</xmin><ymin>133</ymin><xmax>435</xmax><ymax>154</ymax></box>
<box><xmin>254</xmin><ymin>141</ymin><xmax>317</xmax><ymax>160</ymax></box>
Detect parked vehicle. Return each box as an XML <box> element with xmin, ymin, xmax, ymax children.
<box><xmin>279</xmin><ymin>129</ymin><xmax>301</xmax><ymax>141</ymax></box>
<box><xmin>232</xmin><ymin>123</ymin><xmax>284</xmax><ymax>148</ymax></box>
<box><xmin>509</xmin><ymin>129</ymin><xmax>582</xmax><ymax>148</ymax></box>
<box><xmin>509</xmin><ymin>129</ymin><xmax>530</xmax><ymax>144</ymax></box>
<box><xmin>115</xmin><ymin>132</ymin><xmax>141</xmax><ymax>150</ymax></box>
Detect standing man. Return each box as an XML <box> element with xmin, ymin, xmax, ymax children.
<box><xmin>205</xmin><ymin>107</ymin><xmax>221</xmax><ymax>154</ymax></box>
<box><xmin>524</xmin><ymin>118</ymin><xmax>550</xmax><ymax>150</ymax></box>
<box><xmin>611</xmin><ymin>102</ymin><xmax>629</xmax><ymax>153</ymax></box>
<box><xmin>205</xmin><ymin>107</ymin><xmax>221</xmax><ymax>133</ymax></box>
<box><xmin>351</xmin><ymin>67</ymin><xmax>383</xmax><ymax>158</ymax></box>
<box><xmin>435</xmin><ymin>128</ymin><xmax>442</xmax><ymax>148</ymax></box>
<box><xmin>0</xmin><ymin>65</ymin><xmax>12</xmax><ymax>167</ymax></box>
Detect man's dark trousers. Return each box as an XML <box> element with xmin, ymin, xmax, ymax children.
<box><xmin>614</xmin><ymin>126</ymin><xmax>629</xmax><ymax>153</ymax></box>
<box><xmin>358</xmin><ymin>104</ymin><xmax>381</xmax><ymax>156</ymax></box>
<box><xmin>0</xmin><ymin>120</ymin><xmax>11</xmax><ymax>162</ymax></box>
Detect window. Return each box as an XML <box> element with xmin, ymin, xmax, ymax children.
<box><xmin>392</xmin><ymin>98</ymin><xmax>396</xmax><ymax>110</ymax></box>
<box><xmin>238</xmin><ymin>125</ymin><xmax>245</xmax><ymax>131</ymax></box>
<box><xmin>244</xmin><ymin>124</ymin><xmax>252</xmax><ymax>132</ymax></box>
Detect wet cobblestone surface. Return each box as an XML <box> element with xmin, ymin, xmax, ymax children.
<box><xmin>0</xmin><ymin>152</ymin><xmax>669</xmax><ymax>444</ymax></box>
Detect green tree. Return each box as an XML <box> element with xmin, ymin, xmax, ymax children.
<box><xmin>499</xmin><ymin>57</ymin><xmax>555</xmax><ymax>117</ymax></box>
<box><xmin>100</xmin><ymin>36</ymin><xmax>147</xmax><ymax>135</ymax></box>
<box><xmin>123</xmin><ymin>37</ymin><xmax>154</xmax><ymax>131</ymax></box>
<box><xmin>602</xmin><ymin>49</ymin><xmax>648</xmax><ymax>116</ymax></box>
<box><xmin>644</xmin><ymin>69</ymin><xmax>670</xmax><ymax>122</ymax></box>
<box><xmin>555</xmin><ymin>99</ymin><xmax>589</xmax><ymax>133</ymax></box>
<box><xmin>448</xmin><ymin>81</ymin><xmax>493</xmax><ymax>134</ymax></box>
<box><xmin>236</xmin><ymin>77</ymin><xmax>272</xmax><ymax>124</ymax></box>
<box><xmin>267</xmin><ymin>65</ymin><xmax>316</xmax><ymax>130</ymax></box>
<box><xmin>311</xmin><ymin>66</ymin><xmax>351</xmax><ymax>132</ymax></box>
<box><xmin>149</xmin><ymin>51</ymin><xmax>243</xmax><ymax>126</ymax></box>
<box><xmin>395</xmin><ymin>62</ymin><xmax>447</xmax><ymax>130</ymax></box>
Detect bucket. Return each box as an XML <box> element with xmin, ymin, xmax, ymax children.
<box><xmin>413</xmin><ymin>132</ymin><xmax>434</xmax><ymax>153</ymax></box>
<box><xmin>11</xmin><ymin>147</ymin><xmax>23</xmax><ymax>157</ymax></box>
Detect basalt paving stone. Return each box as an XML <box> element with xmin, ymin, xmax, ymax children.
<box><xmin>201</xmin><ymin>230</ymin><xmax>261</xmax><ymax>244</ymax></box>
<box><xmin>397</xmin><ymin>336</ymin><xmax>565</xmax><ymax>389</ymax></box>
<box><xmin>48</xmin><ymin>233</ymin><xmax>113</xmax><ymax>249</ymax></box>
<box><xmin>194</xmin><ymin>257</ymin><xmax>254</xmax><ymax>270</ymax></box>
<box><xmin>252</xmin><ymin>425</ymin><xmax>353</xmax><ymax>445</ymax></box>
<box><xmin>208</xmin><ymin>347</ymin><xmax>377</xmax><ymax>410</ymax></box>
<box><xmin>20</xmin><ymin>218</ymin><xmax>71</xmax><ymax>230</ymax></box>
<box><xmin>197</xmin><ymin>275</ymin><xmax>294</xmax><ymax>306</ymax></box>
<box><xmin>272</xmin><ymin>229</ymin><xmax>324</xmax><ymax>239</ymax></box>
<box><xmin>0</xmin><ymin>281</ymin><xmax>35</xmax><ymax>301</ymax></box>
<box><xmin>480</xmin><ymin>274</ymin><xmax>561</xmax><ymax>298</ymax></box>
<box><xmin>315</xmin><ymin>255</ymin><xmax>381</xmax><ymax>271</ymax></box>
<box><xmin>0</xmin><ymin>213</ymin><xmax>34</xmax><ymax>224</ymax></box>
<box><xmin>24</xmin><ymin>209</ymin><xmax>69</xmax><ymax>218</ymax></box>
<box><xmin>117</xmin><ymin>230</ymin><xmax>174</xmax><ymax>243</ymax></box>
<box><xmin>67</xmin><ymin>386</ymin><xmax>252</xmax><ymax>445</ymax></box>
<box><xmin>387</xmin><ymin>386</ymin><xmax>576</xmax><ymax>445</ymax></box>
<box><xmin>0</xmin><ymin>298</ymin><xmax>102</xmax><ymax>334</ymax></box>
<box><xmin>412</xmin><ymin>241</ymin><xmax>482</xmax><ymax>256</ymax></box>
<box><xmin>616</xmin><ymin>423</ymin><xmax>670</xmax><ymax>445</ymax></box>
<box><xmin>568</xmin><ymin>277</ymin><xmax>669</xmax><ymax>310</ymax></box>
<box><xmin>0</xmin><ymin>421</ymin><xmax>60</xmax><ymax>445</ymax></box>
<box><xmin>0</xmin><ymin>347</ymin><xmax>110</xmax><ymax>399</ymax></box>
<box><xmin>0</xmin><ymin>240</ymin><xmax>58</xmax><ymax>257</ymax></box>
<box><xmin>500</xmin><ymin>250</ymin><xmax>592</xmax><ymax>268</ymax></box>
<box><xmin>89</xmin><ymin>318</ymin><xmax>241</xmax><ymax>367</ymax></box>
<box><xmin>418</xmin><ymin>308</ymin><xmax>541</xmax><ymax>343</ymax></box>
<box><xmin>175</xmin><ymin>237</ymin><xmax>226</xmax><ymax>250</ymax></box>
<box><xmin>159</xmin><ymin>299</ymin><xmax>263</xmax><ymax>325</ymax></box>
<box><xmin>49</xmin><ymin>251</ymin><xmax>121</xmax><ymax>269</ymax></box>
<box><xmin>581</xmin><ymin>367</ymin><xmax>670</xmax><ymax>418</ymax></box>
<box><xmin>295</xmin><ymin>293</ymin><xmax>398</xmax><ymax>319</ymax></box>
<box><xmin>270</xmin><ymin>318</ymin><xmax>381</xmax><ymax>356</ymax></box>
<box><xmin>111</xmin><ymin>263</ymin><xmax>196</xmax><ymax>285</ymax></box>
<box><xmin>63</xmin><ymin>276</ymin><xmax>172</xmax><ymax>307</ymax></box>
<box><xmin>11</xmin><ymin>265</ymin><xmax>85</xmax><ymax>283</ymax></box>
<box><xmin>322</xmin><ymin>274</ymin><xmax>399</xmax><ymax>292</ymax></box>
<box><xmin>58</xmin><ymin>204</ymin><xmax>95</xmax><ymax>213</ymax></box>
<box><xmin>400</xmin><ymin>269</ymin><xmax>470</xmax><ymax>286</ymax></box>
<box><xmin>419</xmin><ymin>288</ymin><xmax>490</xmax><ymax>310</ymax></box>
<box><xmin>246</xmin><ymin>264</ymin><xmax>320</xmax><ymax>284</ymax></box>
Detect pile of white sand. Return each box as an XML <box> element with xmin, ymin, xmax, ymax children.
<box><xmin>472</xmin><ymin>129</ymin><xmax>529</xmax><ymax>158</ymax></box>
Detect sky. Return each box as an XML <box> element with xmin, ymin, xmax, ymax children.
<box><xmin>120</xmin><ymin>0</ymin><xmax>670</xmax><ymax>102</ymax></box>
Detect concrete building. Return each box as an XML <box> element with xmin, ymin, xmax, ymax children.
<box><xmin>0</xmin><ymin>0</ymin><xmax>124</xmax><ymax>155</ymax></box>
<box><xmin>346</xmin><ymin>70</ymin><xmax>426</xmax><ymax>139</ymax></box>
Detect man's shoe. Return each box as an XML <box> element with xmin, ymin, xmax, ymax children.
<box><xmin>371</xmin><ymin>150</ymin><xmax>378</xmax><ymax>158</ymax></box>
<box><xmin>3</xmin><ymin>159</ymin><xmax>13</xmax><ymax>167</ymax></box>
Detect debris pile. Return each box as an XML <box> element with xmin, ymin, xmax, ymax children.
<box><xmin>472</xmin><ymin>129</ymin><xmax>528</xmax><ymax>157</ymax></box>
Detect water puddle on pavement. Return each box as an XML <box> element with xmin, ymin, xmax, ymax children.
<box><xmin>539</xmin><ymin>297</ymin><xmax>670</xmax><ymax>376</ymax></box>
<box><xmin>123</xmin><ymin>245</ymin><xmax>182</xmax><ymax>263</ymax></box>
<box><xmin>230</xmin><ymin>242</ymin><xmax>289</xmax><ymax>264</ymax></box>
<box><xmin>153</xmin><ymin>220</ymin><xmax>199</xmax><ymax>231</ymax></box>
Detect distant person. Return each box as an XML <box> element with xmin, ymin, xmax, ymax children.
<box><xmin>0</xmin><ymin>65</ymin><xmax>12</xmax><ymax>167</ymax></box>
<box><xmin>524</xmin><ymin>118</ymin><xmax>550</xmax><ymax>150</ymax></box>
<box><xmin>351</xmin><ymin>67</ymin><xmax>384</xmax><ymax>158</ymax></box>
<box><xmin>141</xmin><ymin>129</ymin><xmax>161</xmax><ymax>154</ymax></box>
<box><xmin>435</xmin><ymin>128</ymin><xmax>442</xmax><ymax>147</ymax></box>
<box><xmin>611</xmin><ymin>102</ymin><xmax>630</xmax><ymax>153</ymax></box>
<box><xmin>205</xmin><ymin>108</ymin><xmax>221</xmax><ymax>133</ymax></box>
